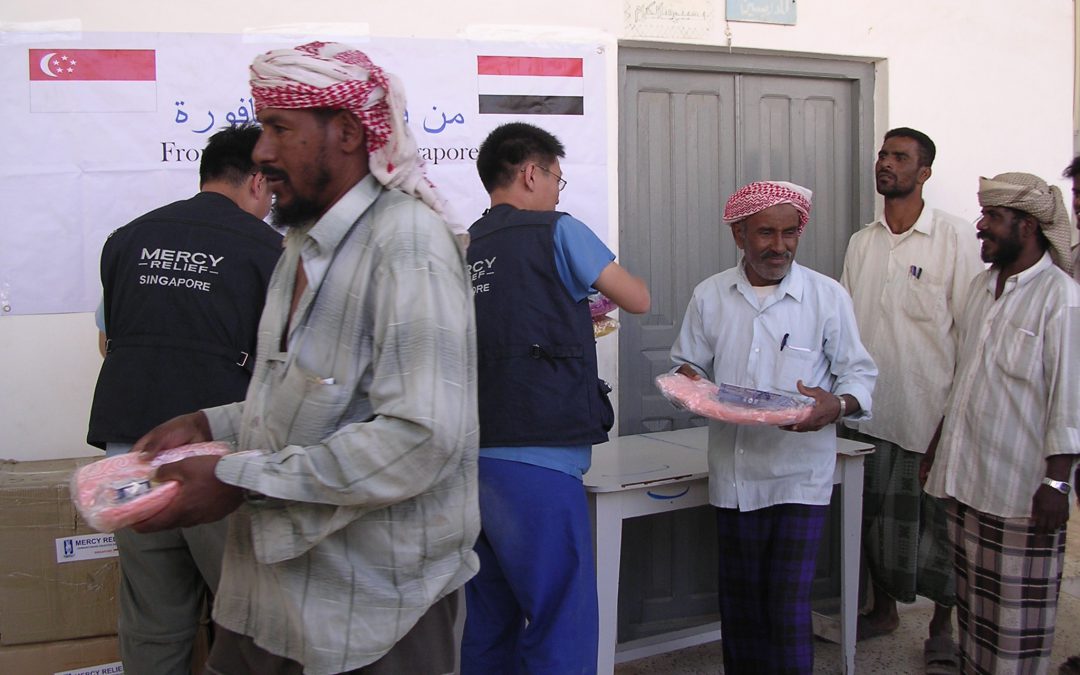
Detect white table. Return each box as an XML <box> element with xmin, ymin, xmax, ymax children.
<box><xmin>584</xmin><ymin>426</ymin><xmax>873</xmax><ymax>674</ymax></box>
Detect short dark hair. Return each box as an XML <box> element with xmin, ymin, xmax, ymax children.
<box><xmin>883</xmin><ymin>127</ymin><xmax>936</xmax><ymax>167</ymax></box>
<box><xmin>1063</xmin><ymin>156</ymin><xmax>1080</xmax><ymax>178</ymax></box>
<box><xmin>476</xmin><ymin>122</ymin><xmax>565</xmax><ymax>193</ymax></box>
<box><xmin>199</xmin><ymin>123</ymin><xmax>262</xmax><ymax>187</ymax></box>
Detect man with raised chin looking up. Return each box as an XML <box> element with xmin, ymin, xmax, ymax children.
<box><xmin>839</xmin><ymin>128</ymin><xmax>982</xmax><ymax>670</ymax></box>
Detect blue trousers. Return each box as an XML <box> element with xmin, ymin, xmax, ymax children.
<box><xmin>461</xmin><ymin>458</ymin><xmax>598</xmax><ymax>675</ymax></box>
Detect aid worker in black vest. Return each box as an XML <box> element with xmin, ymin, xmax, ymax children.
<box><xmin>87</xmin><ymin>123</ymin><xmax>281</xmax><ymax>675</ymax></box>
<box><xmin>460</xmin><ymin>122</ymin><xmax>650</xmax><ymax>674</ymax></box>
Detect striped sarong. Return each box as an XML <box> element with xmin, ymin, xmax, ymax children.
<box><xmin>715</xmin><ymin>503</ymin><xmax>827</xmax><ymax>674</ymax></box>
<box><xmin>854</xmin><ymin>431</ymin><xmax>955</xmax><ymax>606</ymax></box>
<box><xmin>947</xmin><ymin>500</ymin><xmax>1068</xmax><ymax>674</ymax></box>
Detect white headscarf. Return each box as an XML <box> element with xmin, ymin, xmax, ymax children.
<box><xmin>978</xmin><ymin>172</ymin><xmax>1073</xmax><ymax>275</ymax></box>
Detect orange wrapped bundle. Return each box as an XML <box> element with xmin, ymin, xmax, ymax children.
<box><xmin>71</xmin><ymin>441</ymin><xmax>232</xmax><ymax>532</ymax></box>
<box><xmin>655</xmin><ymin>373</ymin><xmax>814</xmax><ymax>426</ymax></box>
<box><xmin>593</xmin><ymin>315</ymin><xmax>619</xmax><ymax>338</ymax></box>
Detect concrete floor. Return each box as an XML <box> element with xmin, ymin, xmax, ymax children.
<box><xmin>616</xmin><ymin>502</ymin><xmax>1080</xmax><ymax>674</ymax></box>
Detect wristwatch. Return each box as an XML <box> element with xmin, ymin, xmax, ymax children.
<box><xmin>1041</xmin><ymin>477</ymin><xmax>1072</xmax><ymax>495</ymax></box>
<box><xmin>835</xmin><ymin>395</ymin><xmax>847</xmax><ymax>422</ymax></box>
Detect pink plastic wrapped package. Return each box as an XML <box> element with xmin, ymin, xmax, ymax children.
<box><xmin>72</xmin><ymin>441</ymin><xmax>232</xmax><ymax>533</ymax></box>
<box><xmin>590</xmin><ymin>295</ymin><xmax>619</xmax><ymax>338</ymax></box>
<box><xmin>655</xmin><ymin>373</ymin><xmax>814</xmax><ymax>426</ymax></box>
<box><xmin>589</xmin><ymin>294</ymin><xmax>617</xmax><ymax>318</ymax></box>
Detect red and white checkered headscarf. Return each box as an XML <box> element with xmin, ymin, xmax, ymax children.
<box><xmin>723</xmin><ymin>181</ymin><xmax>813</xmax><ymax>234</ymax></box>
<box><xmin>250</xmin><ymin>42</ymin><xmax>465</xmax><ymax>236</ymax></box>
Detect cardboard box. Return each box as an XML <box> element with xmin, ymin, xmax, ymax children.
<box><xmin>0</xmin><ymin>634</ymin><xmax>121</xmax><ymax>675</ymax></box>
<box><xmin>0</xmin><ymin>459</ymin><xmax>120</xmax><ymax>645</ymax></box>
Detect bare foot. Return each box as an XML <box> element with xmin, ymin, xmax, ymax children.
<box><xmin>856</xmin><ymin>612</ymin><xmax>899</xmax><ymax>640</ymax></box>
<box><xmin>928</xmin><ymin>603</ymin><xmax>954</xmax><ymax>639</ymax></box>
<box><xmin>858</xmin><ymin>584</ymin><xmax>900</xmax><ymax>640</ymax></box>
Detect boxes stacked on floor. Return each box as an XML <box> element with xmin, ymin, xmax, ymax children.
<box><xmin>0</xmin><ymin>458</ymin><xmax>122</xmax><ymax>675</ymax></box>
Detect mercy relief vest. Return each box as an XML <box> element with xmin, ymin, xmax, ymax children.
<box><xmin>468</xmin><ymin>204</ymin><xmax>613</xmax><ymax>447</ymax></box>
<box><xmin>87</xmin><ymin>192</ymin><xmax>282</xmax><ymax>448</ymax></box>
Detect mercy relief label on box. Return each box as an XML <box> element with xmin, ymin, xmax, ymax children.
<box><xmin>54</xmin><ymin>533</ymin><xmax>118</xmax><ymax>563</ymax></box>
<box><xmin>56</xmin><ymin>662</ymin><xmax>124</xmax><ymax>675</ymax></box>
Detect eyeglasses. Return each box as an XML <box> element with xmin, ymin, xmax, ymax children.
<box><xmin>524</xmin><ymin>163</ymin><xmax>567</xmax><ymax>192</ymax></box>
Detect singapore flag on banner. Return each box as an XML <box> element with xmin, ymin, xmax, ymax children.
<box><xmin>28</xmin><ymin>49</ymin><xmax>156</xmax><ymax>113</ymax></box>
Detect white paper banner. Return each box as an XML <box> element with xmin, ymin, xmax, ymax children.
<box><xmin>0</xmin><ymin>32</ymin><xmax>608</xmax><ymax>316</ymax></box>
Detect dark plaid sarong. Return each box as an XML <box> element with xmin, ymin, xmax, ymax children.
<box><xmin>851</xmin><ymin>430</ymin><xmax>955</xmax><ymax>606</ymax></box>
<box><xmin>715</xmin><ymin>503</ymin><xmax>827</xmax><ymax>675</ymax></box>
<box><xmin>947</xmin><ymin>500</ymin><xmax>1067</xmax><ymax>675</ymax></box>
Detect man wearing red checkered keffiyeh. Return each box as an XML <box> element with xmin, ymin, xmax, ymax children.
<box><xmin>721</xmin><ymin>180</ymin><xmax>813</xmax><ymax>288</ymax></box>
<box><xmin>671</xmin><ymin>177</ymin><xmax>877</xmax><ymax>674</ymax></box>
<box><xmin>723</xmin><ymin>180</ymin><xmax>813</xmax><ymax>234</ymax></box>
<box><xmin>129</xmin><ymin>41</ymin><xmax>481</xmax><ymax>675</ymax></box>
<box><xmin>250</xmin><ymin>41</ymin><xmax>464</xmax><ymax>238</ymax></box>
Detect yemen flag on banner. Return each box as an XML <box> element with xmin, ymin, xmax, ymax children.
<box><xmin>477</xmin><ymin>56</ymin><xmax>584</xmax><ymax>115</ymax></box>
<box><xmin>28</xmin><ymin>49</ymin><xmax>157</xmax><ymax>113</ymax></box>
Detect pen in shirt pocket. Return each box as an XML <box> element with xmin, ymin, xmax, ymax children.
<box><xmin>909</xmin><ymin>265</ymin><xmax>923</xmax><ymax>279</ymax></box>
<box><xmin>780</xmin><ymin>333</ymin><xmax>811</xmax><ymax>353</ymax></box>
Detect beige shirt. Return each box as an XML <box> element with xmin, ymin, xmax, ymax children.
<box><xmin>925</xmin><ymin>252</ymin><xmax>1080</xmax><ymax>518</ymax></box>
<box><xmin>840</xmin><ymin>207</ymin><xmax>983</xmax><ymax>454</ymax></box>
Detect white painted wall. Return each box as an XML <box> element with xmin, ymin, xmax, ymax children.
<box><xmin>1</xmin><ymin>0</ymin><xmax>1073</xmax><ymax>460</ymax></box>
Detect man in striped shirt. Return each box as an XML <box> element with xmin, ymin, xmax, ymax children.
<box><xmin>126</xmin><ymin>43</ymin><xmax>479</xmax><ymax>675</ymax></box>
<box><xmin>922</xmin><ymin>172</ymin><xmax>1079</xmax><ymax>675</ymax></box>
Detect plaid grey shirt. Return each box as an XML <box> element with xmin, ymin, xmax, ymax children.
<box><xmin>926</xmin><ymin>252</ymin><xmax>1080</xmax><ymax>518</ymax></box>
<box><xmin>205</xmin><ymin>177</ymin><xmax>480</xmax><ymax>674</ymax></box>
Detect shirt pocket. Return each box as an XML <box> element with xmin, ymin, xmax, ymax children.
<box><xmin>993</xmin><ymin>321</ymin><xmax>1040</xmax><ymax>381</ymax></box>
<box><xmin>900</xmin><ymin>276</ymin><xmax>945</xmax><ymax>323</ymax></box>
<box><xmin>269</xmin><ymin>363</ymin><xmax>356</xmax><ymax>445</ymax></box>
<box><xmin>774</xmin><ymin>346</ymin><xmax>817</xmax><ymax>395</ymax></box>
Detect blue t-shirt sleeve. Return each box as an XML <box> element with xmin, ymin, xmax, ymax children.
<box><xmin>553</xmin><ymin>214</ymin><xmax>615</xmax><ymax>302</ymax></box>
<box><xmin>94</xmin><ymin>298</ymin><xmax>106</xmax><ymax>332</ymax></box>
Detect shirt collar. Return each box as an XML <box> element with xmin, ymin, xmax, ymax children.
<box><xmin>984</xmin><ymin>250</ymin><xmax>1054</xmax><ymax>295</ymax></box>
<box><xmin>285</xmin><ymin>175</ymin><xmax>381</xmax><ymax>258</ymax></box>
<box><xmin>878</xmin><ymin>204</ymin><xmax>933</xmax><ymax>238</ymax></box>
<box><xmin>732</xmin><ymin>258</ymin><xmax>805</xmax><ymax>304</ymax></box>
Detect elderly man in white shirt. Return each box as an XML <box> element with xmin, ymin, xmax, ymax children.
<box><xmin>671</xmin><ymin>180</ymin><xmax>876</xmax><ymax>674</ymax></box>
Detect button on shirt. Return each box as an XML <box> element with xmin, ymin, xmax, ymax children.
<box><xmin>671</xmin><ymin>262</ymin><xmax>877</xmax><ymax>511</ymax></box>
<box><xmin>205</xmin><ymin>177</ymin><xmax>480</xmax><ymax>674</ymax></box>
<box><xmin>925</xmin><ymin>252</ymin><xmax>1080</xmax><ymax>519</ymax></box>
<box><xmin>840</xmin><ymin>208</ymin><xmax>983</xmax><ymax>454</ymax></box>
